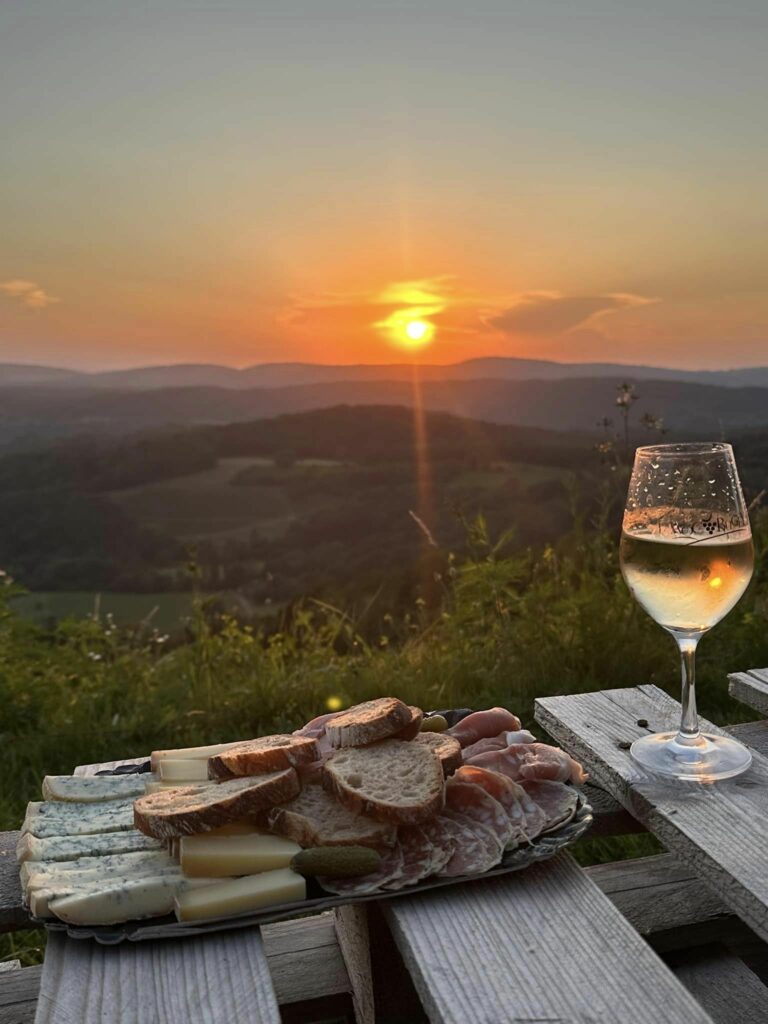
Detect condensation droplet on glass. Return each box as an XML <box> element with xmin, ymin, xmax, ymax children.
<box><xmin>708</xmin><ymin>479</ymin><xmax>715</xmax><ymax>484</ymax></box>
<box><xmin>651</xmin><ymin>462</ymin><xmax>659</xmax><ymax>470</ymax></box>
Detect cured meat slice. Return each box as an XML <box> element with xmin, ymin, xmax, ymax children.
<box><xmin>418</xmin><ymin>815</ymin><xmax>458</xmax><ymax>876</ymax></box>
<box><xmin>452</xmin><ymin>766</ymin><xmax>532</xmax><ymax>847</ymax></box>
<box><xmin>521</xmin><ymin>780</ymin><xmax>579</xmax><ymax>833</ymax></box>
<box><xmin>437</xmin><ymin>814</ymin><xmax>502</xmax><ymax>877</ymax></box>
<box><xmin>461</xmin><ymin>729</ymin><xmax>536</xmax><ymax>761</ymax></box>
<box><xmin>382</xmin><ymin>825</ymin><xmax>435</xmax><ymax>891</ymax></box>
<box><xmin>466</xmin><ymin>743</ymin><xmax>587</xmax><ymax>785</ymax></box>
<box><xmin>318</xmin><ymin>842</ymin><xmax>405</xmax><ymax>896</ymax></box>
<box><xmin>447</xmin><ymin>708</ymin><xmax>521</xmax><ymax>749</ymax></box>
<box><xmin>295</xmin><ymin>712</ymin><xmax>340</xmax><ymax>738</ymax></box>
<box><xmin>444</xmin><ymin>779</ymin><xmax>514</xmax><ymax>848</ymax></box>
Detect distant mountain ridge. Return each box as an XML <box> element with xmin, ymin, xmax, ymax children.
<box><xmin>3</xmin><ymin>356</ymin><xmax>768</xmax><ymax>390</ymax></box>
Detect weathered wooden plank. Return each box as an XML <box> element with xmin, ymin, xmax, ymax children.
<box><xmin>334</xmin><ymin>904</ymin><xmax>374</xmax><ymax>1024</ymax></box>
<box><xmin>535</xmin><ymin>685</ymin><xmax>768</xmax><ymax>943</ymax></box>
<box><xmin>586</xmin><ymin>852</ymin><xmax>730</xmax><ymax>937</ymax></box>
<box><xmin>672</xmin><ymin>945</ymin><xmax>768</xmax><ymax>1024</ymax></box>
<box><xmin>0</xmin><ymin>965</ymin><xmax>42</xmax><ymax>1024</ymax></box>
<box><xmin>262</xmin><ymin>914</ymin><xmax>349</xmax><ymax>1006</ymax></box>
<box><xmin>729</xmin><ymin>669</ymin><xmax>768</xmax><ymax>717</ymax></box>
<box><xmin>0</xmin><ymin>833</ymin><xmax>30</xmax><ymax>934</ymax></box>
<box><xmin>381</xmin><ymin>852</ymin><xmax>714</xmax><ymax>1024</ymax></box>
<box><xmin>35</xmin><ymin>929</ymin><xmax>281</xmax><ymax>1024</ymax></box>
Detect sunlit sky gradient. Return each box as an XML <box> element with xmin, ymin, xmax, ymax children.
<box><xmin>1</xmin><ymin>1</ymin><xmax>767</xmax><ymax>370</ymax></box>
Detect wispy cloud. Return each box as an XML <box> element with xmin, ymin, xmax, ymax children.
<box><xmin>0</xmin><ymin>279</ymin><xmax>60</xmax><ymax>310</ymax></box>
<box><xmin>485</xmin><ymin>292</ymin><xmax>656</xmax><ymax>336</ymax></box>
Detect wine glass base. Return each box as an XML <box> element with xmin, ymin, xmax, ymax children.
<box><xmin>630</xmin><ymin>731</ymin><xmax>752</xmax><ymax>781</ymax></box>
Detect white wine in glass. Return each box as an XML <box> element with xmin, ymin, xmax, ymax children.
<box><xmin>619</xmin><ymin>443</ymin><xmax>754</xmax><ymax>781</ymax></box>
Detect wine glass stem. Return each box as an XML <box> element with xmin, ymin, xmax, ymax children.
<box><xmin>676</xmin><ymin>636</ymin><xmax>701</xmax><ymax>745</ymax></box>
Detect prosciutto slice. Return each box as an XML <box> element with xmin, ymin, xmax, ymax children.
<box><xmin>521</xmin><ymin>780</ymin><xmax>579</xmax><ymax>833</ymax></box>
<box><xmin>466</xmin><ymin>742</ymin><xmax>587</xmax><ymax>785</ymax></box>
<box><xmin>447</xmin><ymin>708</ymin><xmax>522</xmax><ymax>748</ymax></box>
<box><xmin>462</xmin><ymin>729</ymin><xmax>535</xmax><ymax>761</ymax></box>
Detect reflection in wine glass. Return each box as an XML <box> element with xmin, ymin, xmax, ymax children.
<box><xmin>620</xmin><ymin>442</ymin><xmax>754</xmax><ymax>781</ymax></box>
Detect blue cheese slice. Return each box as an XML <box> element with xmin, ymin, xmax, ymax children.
<box><xmin>22</xmin><ymin>848</ymin><xmax>175</xmax><ymax>890</ymax></box>
<box><xmin>17</xmin><ymin>830</ymin><xmax>163</xmax><ymax>864</ymax></box>
<box><xmin>42</xmin><ymin>775</ymin><xmax>152</xmax><ymax>802</ymax></box>
<box><xmin>29</xmin><ymin>862</ymin><xmax>184</xmax><ymax>918</ymax></box>
<box><xmin>22</xmin><ymin>799</ymin><xmax>135</xmax><ymax>838</ymax></box>
<box><xmin>48</xmin><ymin>875</ymin><xmax>217</xmax><ymax>925</ymax></box>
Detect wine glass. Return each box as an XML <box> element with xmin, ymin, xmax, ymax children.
<box><xmin>619</xmin><ymin>442</ymin><xmax>754</xmax><ymax>781</ymax></box>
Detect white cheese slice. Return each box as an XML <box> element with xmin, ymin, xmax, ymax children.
<box><xmin>144</xmin><ymin>780</ymin><xmax>203</xmax><ymax>795</ymax></box>
<box><xmin>23</xmin><ymin>849</ymin><xmax>175</xmax><ymax>890</ymax></box>
<box><xmin>22</xmin><ymin>799</ymin><xmax>135</xmax><ymax>838</ymax></box>
<box><xmin>42</xmin><ymin>775</ymin><xmax>152</xmax><ymax>802</ymax></box>
<box><xmin>17</xmin><ymin>830</ymin><xmax>162</xmax><ymax>864</ymax></box>
<box><xmin>175</xmin><ymin>868</ymin><xmax>306</xmax><ymax>922</ymax></box>
<box><xmin>48</xmin><ymin>875</ymin><xmax>217</xmax><ymax>925</ymax></box>
<box><xmin>150</xmin><ymin>741</ymin><xmax>247</xmax><ymax>772</ymax></box>
<box><xmin>180</xmin><ymin>833</ymin><xmax>300</xmax><ymax>877</ymax></box>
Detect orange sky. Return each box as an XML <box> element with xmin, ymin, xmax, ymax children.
<box><xmin>1</xmin><ymin>4</ymin><xmax>767</xmax><ymax>370</ymax></box>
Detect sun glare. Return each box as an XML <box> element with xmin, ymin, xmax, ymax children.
<box><xmin>398</xmin><ymin>318</ymin><xmax>435</xmax><ymax>350</ymax></box>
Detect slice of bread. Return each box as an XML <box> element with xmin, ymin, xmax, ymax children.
<box><xmin>326</xmin><ymin>698</ymin><xmax>412</xmax><ymax>748</ymax></box>
<box><xmin>134</xmin><ymin>770</ymin><xmax>300</xmax><ymax>841</ymax></box>
<box><xmin>323</xmin><ymin>740</ymin><xmax>444</xmax><ymax>825</ymax></box>
<box><xmin>393</xmin><ymin>706</ymin><xmax>424</xmax><ymax>741</ymax></box>
<box><xmin>207</xmin><ymin>735</ymin><xmax>319</xmax><ymax>780</ymax></box>
<box><xmin>267</xmin><ymin>783</ymin><xmax>397</xmax><ymax>849</ymax></box>
<box><xmin>414</xmin><ymin>733</ymin><xmax>463</xmax><ymax>775</ymax></box>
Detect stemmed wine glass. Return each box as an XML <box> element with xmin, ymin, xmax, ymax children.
<box><xmin>619</xmin><ymin>442</ymin><xmax>754</xmax><ymax>781</ymax></box>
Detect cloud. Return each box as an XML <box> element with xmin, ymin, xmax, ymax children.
<box><xmin>0</xmin><ymin>279</ymin><xmax>60</xmax><ymax>310</ymax></box>
<box><xmin>485</xmin><ymin>292</ymin><xmax>656</xmax><ymax>336</ymax></box>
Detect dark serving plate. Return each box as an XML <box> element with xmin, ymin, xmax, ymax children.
<box><xmin>38</xmin><ymin>709</ymin><xmax>593</xmax><ymax>944</ymax></box>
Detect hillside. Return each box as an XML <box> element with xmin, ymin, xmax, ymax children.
<box><xmin>3</xmin><ymin>356</ymin><xmax>768</xmax><ymax>391</ymax></box>
<box><xmin>3</xmin><ymin>375</ymin><xmax>768</xmax><ymax>449</ymax></box>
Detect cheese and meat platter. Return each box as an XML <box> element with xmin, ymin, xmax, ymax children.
<box><xmin>18</xmin><ymin>700</ymin><xmax>593</xmax><ymax>943</ymax></box>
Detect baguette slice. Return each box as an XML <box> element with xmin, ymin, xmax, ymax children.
<box><xmin>134</xmin><ymin>770</ymin><xmax>300</xmax><ymax>841</ymax></box>
<box><xmin>326</xmin><ymin>698</ymin><xmax>412</xmax><ymax>748</ymax></box>
<box><xmin>208</xmin><ymin>735</ymin><xmax>320</xmax><ymax>780</ymax></box>
<box><xmin>267</xmin><ymin>783</ymin><xmax>397</xmax><ymax>849</ymax></box>
<box><xmin>393</xmin><ymin>706</ymin><xmax>424</xmax><ymax>741</ymax></box>
<box><xmin>323</xmin><ymin>740</ymin><xmax>444</xmax><ymax>825</ymax></box>
<box><xmin>414</xmin><ymin>733</ymin><xmax>463</xmax><ymax>775</ymax></box>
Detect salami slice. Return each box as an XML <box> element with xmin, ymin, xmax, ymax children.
<box><xmin>382</xmin><ymin>825</ymin><xmax>435</xmax><ymax>891</ymax></box>
<box><xmin>521</xmin><ymin>780</ymin><xmax>579</xmax><ymax>833</ymax></box>
<box><xmin>437</xmin><ymin>813</ymin><xmax>502</xmax><ymax>876</ymax></box>
<box><xmin>453</xmin><ymin>766</ymin><xmax>530</xmax><ymax>848</ymax></box>
<box><xmin>418</xmin><ymin>815</ymin><xmax>459</xmax><ymax>876</ymax></box>
<box><xmin>445</xmin><ymin>778</ymin><xmax>515</xmax><ymax>848</ymax></box>
<box><xmin>318</xmin><ymin>842</ymin><xmax>405</xmax><ymax>896</ymax></box>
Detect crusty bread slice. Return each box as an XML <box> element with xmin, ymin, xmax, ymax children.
<box><xmin>267</xmin><ymin>783</ymin><xmax>397</xmax><ymax>849</ymax></box>
<box><xmin>207</xmin><ymin>735</ymin><xmax>319</xmax><ymax>780</ymax></box>
<box><xmin>134</xmin><ymin>770</ymin><xmax>300</xmax><ymax>841</ymax></box>
<box><xmin>414</xmin><ymin>733</ymin><xmax>463</xmax><ymax>775</ymax></box>
<box><xmin>323</xmin><ymin>740</ymin><xmax>444</xmax><ymax>825</ymax></box>
<box><xmin>326</xmin><ymin>698</ymin><xmax>412</xmax><ymax>748</ymax></box>
<box><xmin>393</xmin><ymin>706</ymin><xmax>424</xmax><ymax>741</ymax></box>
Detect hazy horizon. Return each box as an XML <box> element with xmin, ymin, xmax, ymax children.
<box><xmin>2</xmin><ymin>2</ymin><xmax>768</xmax><ymax>371</ymax></box>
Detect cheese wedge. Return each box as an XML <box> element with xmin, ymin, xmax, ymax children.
<box><xmin>22</xmin><ymin>799</ymin><xmax>135</xmax><ymax>838</ymax></box>
<box><xmin>48</xmin><ymin>875</ymin><xmax>217</xmax><ymax>925</ymax></box>
<box><xmin>145</xmin><ymin>780</ymin><xmax>205</xmax><ymax>795</ymax></box>
<box><xmin>180</xmin><ymin>833</ymin><xmax>300</xmax><ymax>877</ymax></box>
<box><xmin>42</xmin><ymin>775</ymin><xmax>152</xmax><ymax>802</ymax></box>
<box><xmin>21</xmin><ymin>849</ymin><xmax>174</xmax><ymax>889</ymax></box>
<box><xmin>175</xmin><ymin>868</ymin><xmax>306</xmax><ymax>922</ymax></box>
<box><xmin>158</xmin><ymin>759</ymin><xmax>211</xmax><ymax>783</ymax></box>
<box><xmin>150</xmin><ymin>741</ymin><xmax>247</xmax><ymax>773</ymax></box>
<box><xmin>17</xmin><ymin>830</ymin><xmax>163</xmax><ymax>864</ymax></box>
<box><xmin>29</xmin><ymin>862</ymin><xmax>183</xmax><ymax>918</ymax></box>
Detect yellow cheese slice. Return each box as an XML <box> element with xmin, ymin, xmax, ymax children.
<box><xmin>158</xmin><ymin>759</ymin><xmax>212</xmax><ymax>782</ymax></box>
<box><xmin>150</xmin><ymin>741</ymin><xmax>246</xmax><ymax>772</ymax></box>
<box><xmin>180</xmin><ymin>833</ymin><xmax>300</xmax><ymax>877</ymax></box>
<box><xmin>175</xmin><ymin>868</ymin><xmax>306</xmax><ymax>921</ymax></box>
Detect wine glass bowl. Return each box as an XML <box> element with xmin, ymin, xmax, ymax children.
<box><xmin>619</xmin><ymin>442</ymin><xmax>754</xmax><ymax>781</ymax></box>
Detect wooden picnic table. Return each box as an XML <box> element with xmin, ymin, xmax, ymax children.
<box><xmin>3</xmin><ymin>672</ymin><xmax>768</xmax><ymax>1022</ymax></box>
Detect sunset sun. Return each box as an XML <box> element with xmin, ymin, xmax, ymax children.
<box><xmin>399</xmin><ymin>318</ymin><xmax>436</xmax><ymax>350</ymax></box>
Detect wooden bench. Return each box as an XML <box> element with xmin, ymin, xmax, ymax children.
<box><xmin>3</xmin><ymin>685</ymin><xmax>768</xmax><ymax>1022</ymax></box>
